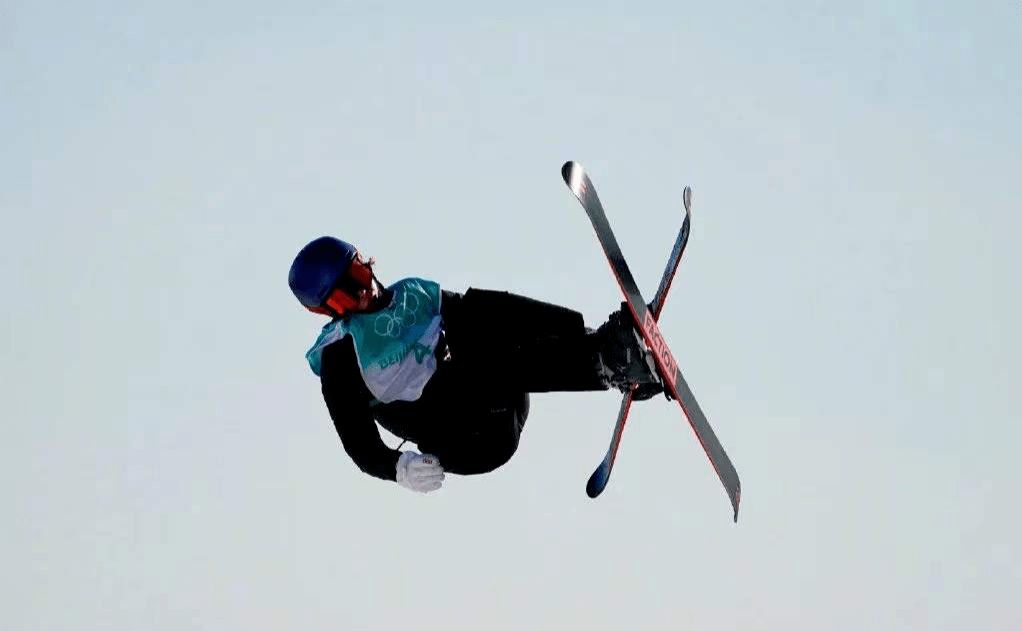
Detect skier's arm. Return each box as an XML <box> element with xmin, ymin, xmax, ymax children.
<box><xmin>319</xmin><ymin>338</ymin><xmax>401</xmax><ymax>481</ymax></box>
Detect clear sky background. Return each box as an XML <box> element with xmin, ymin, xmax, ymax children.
<box><xmin>3</xmin><ymin>2</ymin><xmax>1019</xmax><ymax>629</ymax></box>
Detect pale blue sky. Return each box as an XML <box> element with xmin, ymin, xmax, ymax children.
<box><xmin>3</xmin><ymin>2</ymin><xmax>1020</xmax><ymax>629</ymax></box>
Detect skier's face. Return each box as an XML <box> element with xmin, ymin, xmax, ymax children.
<box><xmin>324</xmin><ymin>253</ymin><xmax>380</xmax><ymax>315</ymax></box>
<box><xmin>348</xmin><ymin>254</ymin><xmax>381</xmax><ymax>311</ymax></box>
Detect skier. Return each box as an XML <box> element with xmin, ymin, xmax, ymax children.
<box><xmin>289</xmin><ymin>236</ymin><xmax>662</xmax><ymax>494</ymax></box>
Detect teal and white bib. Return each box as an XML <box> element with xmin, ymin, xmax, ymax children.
<box><xmin>306</xmin><ymin>278</ymin><xmax>442</xmax><ymax>403</ymax></box>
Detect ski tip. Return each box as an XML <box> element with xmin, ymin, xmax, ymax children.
<box><xmin>586</xmin><ymin>463</ymin><xmax>610</xmax><ymax>498</ymax></box>
<box><xmin>561</xmin><ymin>160</ymin><xmax>582</xmax><ymax>185</ymax></box>
<box><xmin>683</xmin><ymin>186</ymin><xmax>693</xmax><ymax>214</ymax></box>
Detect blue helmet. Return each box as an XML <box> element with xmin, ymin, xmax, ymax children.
<box><xmin>288</xmin><ymin>236</ymin><xmax>358</xmax><ymax>311</ymax></box>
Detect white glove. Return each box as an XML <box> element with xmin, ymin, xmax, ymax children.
<box><xmin>395</xmin><ymin>451</ymin><xmax>445</xmax><ymax>493</ymax></box>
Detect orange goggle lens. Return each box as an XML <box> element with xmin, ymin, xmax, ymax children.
<box><xmin>325</xmin><ymin>289</ymin><xmax>359</xmax><ymax>314</ymax></box>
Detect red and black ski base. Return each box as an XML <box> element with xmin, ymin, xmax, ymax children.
<box><xmin>561</xmin><ymin>161</ymin><xmax>741</xmax><ymax>522</ymax></box>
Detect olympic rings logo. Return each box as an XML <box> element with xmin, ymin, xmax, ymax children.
<box><xmin>373</xmin><ymin>292</ymin><xmax>421</xmax><ymax>338</ymax></box>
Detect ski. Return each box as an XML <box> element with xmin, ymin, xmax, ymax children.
<box><xmin>586</xmin><ymin>188</ymin><xmax>691</xmax><ymax>498</ymax></box>
<box><xmin>562</xmin><ymin>161</ymin><xmax>741</xmax><ymax>522</ymax></box>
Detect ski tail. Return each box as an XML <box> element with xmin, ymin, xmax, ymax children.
<box><xmin>586</xmin><ymin>392</ymin><xmax>633</xmax><ymax>497</ymax></box>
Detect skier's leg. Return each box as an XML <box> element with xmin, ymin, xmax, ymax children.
<box><xmin>441</xmin><ymin>288</ymin><xmax>608</xmax><ymax>392</ymax></box>
<box><xmin>418</xmin><ymin>391</ymin><xmax>530</xmax><ymax>475</ymax></box>
<box><xmin>443</xmin><ymin>288</ymin><xmax>586</xmax><ymax>342</ymax></box>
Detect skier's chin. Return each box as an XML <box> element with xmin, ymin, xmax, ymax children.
<box><xmin>356</xmin><ymin>286</ymin><xmax>382</xmax><ymax>312</ymax></box>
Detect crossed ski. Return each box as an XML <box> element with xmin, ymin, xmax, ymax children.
<box><xmin>562</xmin><ymin>161</ymin><xmax>742</xmax><ymax>522</ymax></box>
<box><xmin>584</xmin><ymin>187</ymin><xmax>690</xmax><ymax>499</ymax></box>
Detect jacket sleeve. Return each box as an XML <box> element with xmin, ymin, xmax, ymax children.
<box><xmin>319</xmin><ymin>336</ymin><xmax>401</xmax><ymax>481</ymax></box>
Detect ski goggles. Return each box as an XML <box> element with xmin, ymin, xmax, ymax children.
<box><xmin>320</xmin><ymin>255</ymin><xmax>375</xmax><ymax>315</ymax></box>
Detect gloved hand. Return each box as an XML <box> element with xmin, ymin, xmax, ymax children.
<box><xmin>395</xmin><ymin>451</ymin><xmax>445</xmax><ymax>493</ymax></box>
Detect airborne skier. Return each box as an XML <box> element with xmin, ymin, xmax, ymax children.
<box><xmin>288</xmin><ymin>236</ymin><xmax>662</xmax><ymax>494</ymax></box>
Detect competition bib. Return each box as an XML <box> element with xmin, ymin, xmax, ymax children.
<box><xmin>306</xmin><ymin>278</ymin><xmax>442</xmax><ymax>403</ymax></box>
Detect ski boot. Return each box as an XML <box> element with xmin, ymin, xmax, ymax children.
<box><xmin>591</xmin><ymin>303</ymin><xmax>663</xmax><ymax>401</ymax></box>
